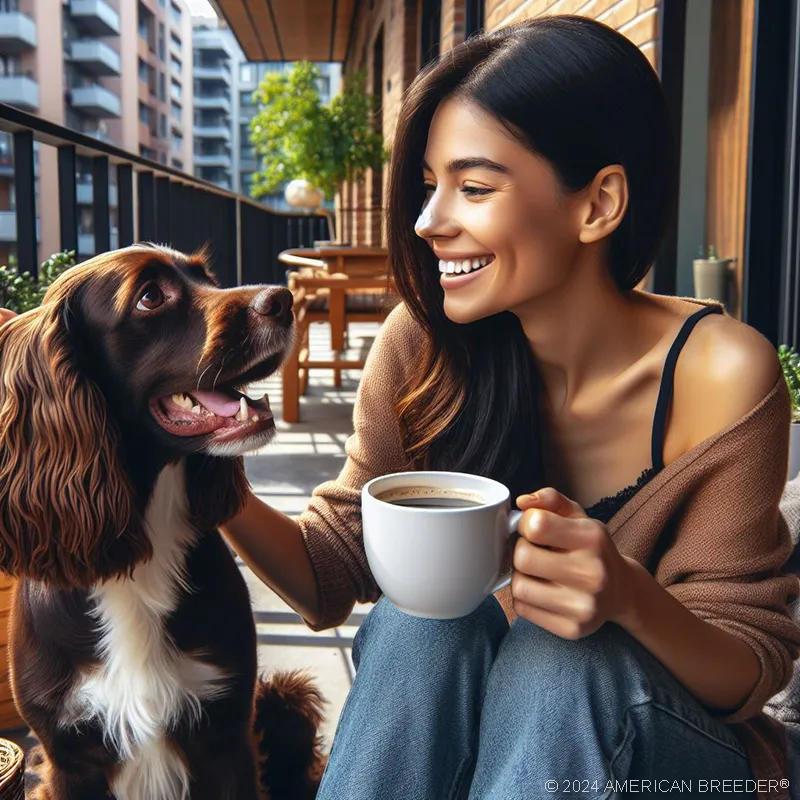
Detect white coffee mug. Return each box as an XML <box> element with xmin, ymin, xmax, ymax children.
<box><xmin>362</xmin><ymin>471</ymin><xmax>523</xmax><ymax>619</ymax></box>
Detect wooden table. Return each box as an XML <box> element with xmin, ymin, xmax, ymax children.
<box><xmin>278</xmin><ymin>245</ymin><xmax>388</xmax><ymax>278</ymax></box>
<box><xmin>278</xmin><ymin>246</ymin><xmax>391</xmax><ymax>351</ymax></box>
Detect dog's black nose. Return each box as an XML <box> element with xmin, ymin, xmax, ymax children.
<box><xmin>250</xmin><ymin>287</ymin><xmax>293</xmax><ymax>326</ymax></box>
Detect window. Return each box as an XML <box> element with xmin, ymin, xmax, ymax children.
<box><xmin>140</xmin><ymin>145</ymin><xmax>156</xmax><ymax>160</ymax></box>
<box><xmin>159</xmin><ymin>72</ymin><xmax>166</xmax><ymax>101</ymax></box>
<box><xmin>159</xmin><ymin>152</ymin><xmax>167</xmax><ymax>165</ymax></box>
<box><xmin>158</xmin><ymin>22</ymin><xmax>165</xmax><ymax>60</ymax></box>
<box><xmin>239</xmin><ymin>64</ymin><xmax>253</xmax><ymax>83</ymax></box>
<box><xmin>172</xmin><ymin>158</ymin><xmax>184</xmax><ymax>170</ymax></box>
<box><xmin>171</xmin><ymin>55</ymin><xmax>181</xmax><ymax>74</ymax></box>
<box><xmin>419</xmin><ymin>0</ymin><xmax>441</xmax><ymax>68</ymax></box>
<box><xmin>171</xmin><ymin>31</ymin><xmax>181</xmax><ymax>49</ymax></box>
<box><xmin>171</xmin><ymin>79</ymin><xmax>181</xmax><ymax>102</ymax></box>
<box><xmin>240</xmin><ymin>90</ymin><xmax>254</xmax><ymax>107</ymax></box>
<box><xmin>171</xmin><ymin>100</ymin><xmax>182</xmax><ymax>120</ymax></box>
<box><xmin>169</xmin><ymin>1</ymin><xmax>181</xmax><ymax>26</ymax></box>
<box><xmin>138</xmin><ymin>58</ymin><xmax>148</xmax><ymax>83</ymax></box>
<box><xmin>138</xmin><ymin>102</ymin><xmax>151</xmax><ymax>125</ymax></box>
<box><xmin>159</xmin><ymin>113</ymin><xmax>167</xmax><ymax>137</ymax></box>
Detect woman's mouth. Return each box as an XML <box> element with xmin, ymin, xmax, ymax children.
<box><xmin>439</xmin><ymin>255</ymin><xmax>495</xmax><ymax>288</ymax></box>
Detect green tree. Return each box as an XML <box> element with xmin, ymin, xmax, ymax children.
<box><xmin>249</xmin><ymin>63</ymin><xmax>388</xmax><ymax>201</ymax></box>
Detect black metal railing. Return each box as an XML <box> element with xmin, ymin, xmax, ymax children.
<box><xmin>0</xmin><ymin>103</ymin><xmax>332</xmax><ymax>287</ymax></box>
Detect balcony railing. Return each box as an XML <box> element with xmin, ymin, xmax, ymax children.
<box><xmin>0</xmin><ymin>74</ymin><xmax>37</xmax><ymax>110</ymax></box>
<box><xmin>0</xmin><ymin>9</ymin><xmax>36</xmax><ymax>51</ymax></box>
<box><xmin>69</xmin><ymin>0</ymin><xmax>120</xmax><ymax>37</ymax></box>
<box><xmin>69</xmin><ymin>83</ymin><xmax>121</xmax><ymax>118</ymax></box>
<box><xmin>194</xmin><ymin>65</ymin><xmax>231</xmax><ymax>85</ymax></box>
<box><xmin>193</xmin><ymin>124</ymin><xmax>231</xmax><ymax>140</ymax></box>
<box><xmin>70</xmin><ymin>40</ymin><xmax>122</xmax><ymax>77</ymax></box>
<box><xmin>0</xmin><ymin>103</ymin><xmax>332</xmax><ymax>286</ymax></box>
<box><xmin>193</xmin><ymin>95</ymin><xmax>231</xmax><ymax>114</ymax></box>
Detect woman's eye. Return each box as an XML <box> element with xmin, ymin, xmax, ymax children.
<box><xmin>423</xmin><ymin>183</ymin><xmax>436</xmax><ymax>194</ymax></box>
<box><xmin>462</xmin><ymin>186</ymin><xmax>493</xmax><ymax>197</ymax></box>
<box><xmin>136</xmin><ymin>284</ymin><xmax>165</xmax><ymax>311</ymax></box>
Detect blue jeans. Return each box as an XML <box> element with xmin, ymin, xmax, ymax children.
<box><xmin>318</xmin><ymin>597</ymin><xmax>754</xmax><ymax>800</ymax></box>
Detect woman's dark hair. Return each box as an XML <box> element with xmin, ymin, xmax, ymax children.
<box><xmin>387</xmin><ymin>16</ymin><xmax>676</xmax><ymax>499</ymax></box>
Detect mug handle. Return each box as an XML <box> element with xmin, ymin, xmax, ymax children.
<box><xmin>489</xmin><ymin>509</ymin><xmax>523</xmax><ymax>594</ymax></box>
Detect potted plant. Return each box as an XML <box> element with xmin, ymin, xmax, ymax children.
<box><xmin>248</xmin><ymin>62</ymin><xmax>389</xmax><ymax>239</ymax></box>
<box><xmin>0</xmin><ymin>250</ymin><xmax>75</xmax><ymax>731</ymax></box>
<box><xmin>693</xmin><ymin>245</ymin><xmax>735</xmax><ymax>307</ymax></box>
<box><xmin>780</xmin><ymin>344</ymin><xmax>800</xmax><ymax>480</ymax></box>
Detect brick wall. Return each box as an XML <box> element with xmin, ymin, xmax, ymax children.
<box><xmin>484</xmin><ymin>0</ymin><xmax>659</xmax><ymax>68</ymax></box>
<box><xmin>339</xmin><ymin>0</ymin><xmax>660</xmax><ymax>244</ymax></box>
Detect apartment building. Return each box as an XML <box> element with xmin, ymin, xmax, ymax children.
<box><xmin>0</xmin><ymin>0</ymin><xmax>192</xmax><ymax>263</ymax></box>
<box><xmin>192</xmin><ymin>16</ymin><xmax>238</xmax><ymax>191</ymax></box>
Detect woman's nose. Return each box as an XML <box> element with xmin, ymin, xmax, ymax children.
<box><xmin>414</xmin><ymin>194</ymin><xmax>459</xmax><ymax>241</ymax></box>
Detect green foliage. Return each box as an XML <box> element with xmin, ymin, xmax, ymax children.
<box><xmin>249</xmin><ymin>62</ymin><xmax>389</xmax><ymax>200</ymax></box>
<box><xmin>779</xmin><ymin>344</ymin><xmax>800</xmax><ymax>422</ymax></box>
<box><xmin>0</xmin><ymin>250</ymin><xmax>76</xmax><ymax>313</ymax></box>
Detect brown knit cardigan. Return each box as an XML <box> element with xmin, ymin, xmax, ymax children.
<box><xmin>297</xmin><ymin>296</ymin><xmax>800</xmax><ymax>796</ymax></box>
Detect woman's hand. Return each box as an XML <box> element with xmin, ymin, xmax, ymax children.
<box><xmin>0</xmin><ymin>308</ymin><xmax>16</xmax><ymax>326</ymax></box>
<box><xmin>511</xmin><ymin>487</ymin><xmax>642</xmax><ymax>639</ymax></box>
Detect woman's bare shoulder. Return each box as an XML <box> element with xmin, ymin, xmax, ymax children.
<box><xmin>672</xmin><ymin>312</ymin><xmax>780</xmax><ymax>452</ymax></box>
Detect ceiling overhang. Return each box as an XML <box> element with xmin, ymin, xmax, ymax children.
<box><xmin>210</xmin><ymin>0</ymin><xmax>355</xmax><ymax>63</ymax></box>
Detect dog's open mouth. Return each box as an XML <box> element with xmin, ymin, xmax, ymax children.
<box><xmin>149</xmin><ymin>386</ymin><xmax>274</xmax><ymax>441</ymax></box>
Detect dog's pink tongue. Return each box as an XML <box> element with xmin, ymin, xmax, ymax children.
<box><xmin>192</xmin><ymin>390</ymin><xmax>241</xmax><ymax>417</ymax></box>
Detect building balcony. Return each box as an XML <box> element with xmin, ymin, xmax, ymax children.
<box><xmin>70</xmin><ymin>40</ymin><xmax>121</xmax><ymax>77</ymax></box>
<box><xmin>193</xmin><ymin>124</ymin><xmax>231</xmax><ymax>140</ymax></box>
<box><xmin>193</xmin><ymin>31</ymin><xmax>231</xmax><ymax>58</ymax></box>
<box><xmin>193</xmin><ymin>95</ymin><xmax>231</xmax><ymax>114</ymax></box>
<box><xmin>0</xmin><ymin>75</ymin><xmax>38</xmax><ymax>111</ymax></box>
<box><xmin>194</xmin><ymin>65</ymin><xmax>230</xmax><ymax>85</ymax></box>
<box><xmin>76</xmin><ymin>181</ymin><xmax>118</xmax><ymax>206</ymax></box>
<box><xmin>69</xmin><ymin>83</ymin><xmax>121</xmax><ymax>118</ymax></box>
<box><xmin>194</xmin><ymin>152</ymin><xmax>232</xmax><ymax>168</ymax></box>
<box><xmin>0</xmin><ymin>10</ymin><xmax>36</xmax><ymax>52</ymax></box>
<box><xmin>69</xmin><ymin>0</ymin><xmax>120</xmax><ymax>37</ymax></box>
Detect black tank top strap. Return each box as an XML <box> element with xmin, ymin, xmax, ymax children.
<box><xmin>650</xmin><ymin>305</ymin><xmax>724</xmax><ymax>472</ymax></box>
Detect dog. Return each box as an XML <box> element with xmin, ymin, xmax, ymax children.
<box><xmin>0</xmin><ymin>245</ymin><xmax>326</xmax><ymax>800</ymax></box>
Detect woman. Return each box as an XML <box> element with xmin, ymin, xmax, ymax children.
<box><xmin>222</xmin><ymin>16</ymin><xmax>799</xmax><ymax>799</ymax></box>
<box><xmin>4</xmin><ymin>16</ymin><xmax>797</xmax><ymax>798</ymax></box>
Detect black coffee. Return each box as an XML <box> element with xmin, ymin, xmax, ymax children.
<box><xmin>375</xmin><ymin>486</ymin><xmax>485</xmax><ymax>509</ymax></box>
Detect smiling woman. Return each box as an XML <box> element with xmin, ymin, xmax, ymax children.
<box><xmin>219</xmin><ymin>15</ymin><xmax>800</xmax><ymax>800</ymax></box>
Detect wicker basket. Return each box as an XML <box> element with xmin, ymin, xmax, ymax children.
<box><xmin>0</xmin><ymin>739</ymin><xmax>24</xmax><ymax>800</ymax></box>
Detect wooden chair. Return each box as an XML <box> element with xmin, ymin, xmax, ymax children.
<box><xmin>282</xmin><ymin>270</ymin><xmax>397</xmax><ymax>423</ymax></box>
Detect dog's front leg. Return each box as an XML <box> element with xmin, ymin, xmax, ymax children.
<box><xmin>26</xmin><ymin>754</ymin><xmax>111</xmax><ymax>800</ymax></box>
<box><xmin>185</xmin><ymin>737</ymin><xmax>264</xmax><ymax>800</ymax></box>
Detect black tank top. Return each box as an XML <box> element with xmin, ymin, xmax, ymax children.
<box><xmin>584</xmin><ymin>305</ymin><xmax>723</xmax><ymax>523</ymax></box>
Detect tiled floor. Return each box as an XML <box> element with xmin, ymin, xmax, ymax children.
<box><xmin>2</xmin><ymin>320</ymin><xmax>381</xmax><ymax>759</ymax></box>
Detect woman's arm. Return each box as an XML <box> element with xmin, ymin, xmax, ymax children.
<box><xmin>221</xmin><ymin>493</ymin><xmax>321</xmax><ymax>625</ymax></box>
<box><xmin>512</xmin><ymin>314</ymin><xmax>799</xmax><ymax>717</ymax></box>
<box><xmin>222</xmin><ymin>302</ymin><xmax>419</xmax><ymax>630</ymax></box>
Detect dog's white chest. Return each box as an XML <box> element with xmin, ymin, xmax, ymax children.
<box><xmin>64</xmin><ymin>462</ymin><xmax>228</xmax><ymax>800</ymax></box>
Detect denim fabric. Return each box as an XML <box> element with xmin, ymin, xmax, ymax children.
<box><xmin>317</xmin><ymin>597</ymin><xmax>754</xmax><ymax>800</ymax></box>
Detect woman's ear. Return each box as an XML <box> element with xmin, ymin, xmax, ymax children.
<box><xmin>0</xmin><ymin>304</ymin><xmax>152</xmax><ymax>588</ymax></box>
<box><xmin>577</xmin><ymin>165</ymin><xmax>629</xmax><ymax>245</ymax></box>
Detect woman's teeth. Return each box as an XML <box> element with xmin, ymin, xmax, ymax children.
<box><xmin>438</xmin><ymin>256</ymin><xmax>494</xmax><ymax>275</ymax></box>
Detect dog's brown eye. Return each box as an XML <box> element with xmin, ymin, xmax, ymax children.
<box><xmin>136</xmin><ymin>284</ymin><xmax>165</xmax><ymax>312</ymax></box>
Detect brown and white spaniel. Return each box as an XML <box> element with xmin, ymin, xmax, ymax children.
<box><xmin>0</xmin><ymin>245</ymin><xmax>325</xmax><ymax>800</ymax></box>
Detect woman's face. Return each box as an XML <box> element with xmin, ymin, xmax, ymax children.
<box><xmin>416</xmin><ymin>97</ymin><xmax>585</xmax><ymax>324</ymax></box>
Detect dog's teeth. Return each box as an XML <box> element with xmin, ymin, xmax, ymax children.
<box><xmin>251</xmin><ymin>414</ymin><xmax>259</xmax><ymax>422</ymax></box>
<box><xmin>235</xmin><ymin>397</ymin><xmax>249</xmax><ymax>422</ymax></box>
<box><xmin>191</xmin><ymin>405</ymin><xmax>201</xmax><ymax>414</ymax></box>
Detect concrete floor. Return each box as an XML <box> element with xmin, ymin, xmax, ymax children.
<box><xmin>1</xmin><ymin>320</ymin><xmax>379</xmax><ymax>761</ymax></box>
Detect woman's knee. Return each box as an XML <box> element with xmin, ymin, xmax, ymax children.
<box><xmin>352</xmin><ymin>595</ymin><xmax>509</xmax><ymax>671</ymax></box>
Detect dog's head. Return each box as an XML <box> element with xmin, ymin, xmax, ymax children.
<box><xmin>0</xmin><ymin>244</ymin><xmax>293</xmax><ymax>587</ymax></box>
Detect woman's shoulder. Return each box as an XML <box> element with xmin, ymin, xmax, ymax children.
<box><xmin>374</xmin><ymin>301</ymin><xmax>428</xmax><ymax>358</ymax></box>
<box><xmin>671</xmin><ymin>310</ymin><xmax>781</xmax><ymax>453</ymax></box>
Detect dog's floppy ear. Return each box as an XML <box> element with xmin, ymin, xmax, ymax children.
<box><xmin>0</xmin><ymin>303</ymin><xmax>152</xmax><ymax>588</ymax></box>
